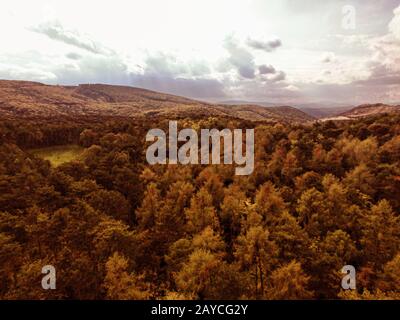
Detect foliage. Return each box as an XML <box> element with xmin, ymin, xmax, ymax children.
<box><xmin>1</xmin><ymin>113</ymin><xmax>400</xmax><ymax>299</ymax></box>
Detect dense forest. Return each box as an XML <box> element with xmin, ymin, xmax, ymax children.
<box><xmin>0</xmin><ymin>113</ymin><xmax>400</xmax><ymax>300</ymax></box>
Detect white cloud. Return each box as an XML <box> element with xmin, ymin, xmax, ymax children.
<box><xmin>31</xmin><ymin>20</ymin><xmax>114</xmax><ymax>55</ymax></box>
<box><xmin>389</xmin><ymin>5</ymin><xmax>400</xmax><ymax>40</ymax></box>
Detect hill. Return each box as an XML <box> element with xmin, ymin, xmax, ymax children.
<box><xmin>0</xmin><ymin>80</ymin><xmax>314</xmax><ymax>123</ymax></box>
<box><xmin>338</xmin><ymin>103</ymin><xmax>400</xmax><ymax>119</ymax></box>
<box><xmin>318</xmin><ymin>103</ymin><xmax>400</xmax><ymax>121</ymax></box>
<box><xmin>296</xmin><ymin>105</ymin><xmax>354</xmax><ymax>118</ymax></box>
<box><xmin>219</xmin><ymin>99</ymin><xmax>355</xmax><ymax>119</ymax></box>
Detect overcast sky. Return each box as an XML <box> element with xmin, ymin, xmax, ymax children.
<box><xmin>1</xmin><ymin>0</ymin><xmax>400</xmax><ymax>104</ymax></box>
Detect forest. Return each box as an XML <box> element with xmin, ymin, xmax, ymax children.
<box><xmin>0</xmin><ymin>113</ymin><xmax>399</xmax><ymax>300</ymax></box>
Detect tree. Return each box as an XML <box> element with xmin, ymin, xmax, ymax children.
<box><xmin>269</xmin><ymin>211</ymin><xmax>310</xmax><ymax>263</ymax></box>
<box><xmin>91</xmin><ymin>217</ymin><xmax>137</xmax><ymax>263</ymax></box>
<box><xmin>0</xmin><ymin>233</ymin><xmax>23</xmax><ymax>297</ymax></box>
<box><xmin>192</xmin><ymin>226</ymin><xmax>225</xmax><ymax>255</ymax></box>
<box><xmin>254</xmin><ymin>182</ymin><xmax>286</xmax><ymax>225</ymax></box>
<box><xmin>4</xmin><ymin>259</ymin><xmax>62</xmax><ymax>300</ymax></box>
<box><xmin>185</xmin><ymin>187</ymin><xmax>219</xmax><ymax>234</ymax></box>
<box><xmin>220</xmin><ymin>186</ymin><xmax>247</xmax><ymax>252</ymax></box>
<box><xmin>296</xmin><ymin>188</ymin><xmax>330</xmax><ymax>237</ymax></box>
<box><xmin>196</xmin><ymin>168</ymin><xmax>225</xmax><ymax>208</ymax></box>
<box><xmin>361</xmin><ymin>200</ymin><xmax>400</xmax><ymax>267</ymax></box>
<box><xmin>103</xmin><ymin>252</ymin><xmax>148</xmax><ymax>300</ymax></box>
<box><xmin>307</xmin><ymin>230</ymin><xmax>358</xmax><ymax>298</ymax></box>
<box><xmin>234</xmin><ymin>226</ymin><xmax>278</xmax><ymax>298</ymax></box>
<box><xmin>294</xmin><ymin>171</ymin><xmax>322</xmax><ymax>197</ymax></box>
<box><xmin>344</xmin><ymin>163</ymin><xmax>375</xmax><ymax>197</ymax></box>
<box><xmin>175</xmin><ymin>249</ymin><xmax>221</xmax><ymax>299</ymax></box>
<box><xmin>281</xmin><ymin>149</ymin><xmax>302</xmax><ymax>183</ymax></box>
<box><xmin>79</xmin><ymin>129</ymin><xmax>98</xmax><ymax>147</ymax></box>
<box><xmin>155</xmin><ymin>181</ymin><xmax>194</xmax><ymax>243</ymax></box>
<box><xmin>267</xmin><ymin>260</ymin><xmax>313</xmax><ymax>299</ymax></box>
<box><xmin>86</xmin><ymin>189</ymin><xmax>130</xmax><ymax>222</ymax></box>
<box><xmin>377</xmin><ymin>254</ymin><xmax>400</xmax><ymax>293</ymax></box>
<box><xmin>135</xmin><ymin>183</ymin><xmax>162</xmax><ymax>230</ymax></box>
<box><xmin>175</xmin><ymin>249</ymin><xmax>245</xmax><ymax>299</ymax></box>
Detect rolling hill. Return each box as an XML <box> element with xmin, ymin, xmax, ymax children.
<box><xmin>0</xmin><ymin>80</ymin><xmax>315</xmax><ymax>123</ymax></box>
<box><xmin>320</xmin><ymin>103</ymin><xmax>400</xmax><ymax>121</ymax></box>
<box><xmin>219</xmin><ymin>99</ymin><xmax>355</xmax><ymax>119</ymax></box>
<box><xmin>338</xmin><ymin>103</ymin><xmax>400</xmax><ymax>119</ymax></box>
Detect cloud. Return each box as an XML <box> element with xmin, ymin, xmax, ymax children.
<box><xmin>144</xmin><ymin>52</ymin><xmax>210</xmax><ymax>77</ymax></box>
<box><xmin>223</xmin><ymin>76</ymin><xmax>301</xmax><ymax>102</ymax></box>
<box><xmin>223</xmin><ymin>36</ymin><xmax>256</xmax><ymax>79</ymax></box>
<box><xmin>246</xmin><ymin>37</ymin><xmax>282</xmax><ymax>52</ymax></box>
<box><xmin>355</xmin><ymin>61</ymin><xmax>400</xmax><ymax>86</ymax></box>
<box><xmin>389</xmin><ymin>5</ymin><xmax>400</xmax><ymax>40</ymax></box>
<box><xmin>31</xmin><ymin>20</ymin><xmax>114</xmax><ymax>55</ymax></box>
<box><xmin>302</xmin><ymin>4</ymin><xmax>400</xmax><ymax>103</ymax></box>
<box><xmin>144</xmin><ymin>52</ymin><xmax>188</xmax><ymax>76</ymax></box>
<box><xmin>258</xmin><ymin>64</ymin><xmax>276</xmax><ymax>74</ymax></box>
<box><xmin>321</xmin><ymin>52</ymin><xmax>336</xmax><ymax>63</ymax></box>
<box><xmin>0</xmin><ymin>64</ymin><xmax>57</xmax><ymax>82</ymax></box>
<box><xmin>352</xmin><ymin>5</ymin><xmax>400</xmax><ymax>89</ymax></box>
<box><xmin>54</xmin><ymin>54</ymin><xmax>130</xmax><ymax>85</ymax></box>
<box><xmin>66</xmin><ymin>52</ymin><xmax>81</xmax><ymax>60</ymax></box>
<box><xmin>0</xmin><ymin>51</ymin><xmax>57</xmax><ymax>81</ymax></box>
<box><xmin>285</xmin><ymin>84</ymin><xmax>300</xmax><ymax>92</ymax></box>
<box><xmin>269</xmin><ymin>71</ymin><xmax>286</xmax><ymax>82</ymax></box>
<box><xmin>129</xmin><ymin>74</ymin><xmax>226</xmax><ymax>99</ymax></box>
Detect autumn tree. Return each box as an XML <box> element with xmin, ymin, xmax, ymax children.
<box><xmin>135</xmin><ymin>183</ymin><xmax>162</xmax><ymax>230</ymax></box>
<box><xmin>234</xmin><ymin>225</ymin><xmax>278</xmax><ymax>298</ymax></box>
<box><xmin>266</xmin><ymin>260</ymin><xmax>314</xmax><ymax>299</ymax></box>
<box><xmin>361</xmin><ymin>200</ymin><xmax>400</xmax><ymax>267</ymax></box>
<box><xmin>103</xmin><ymin>252</ymin><xmax>148</xmax><ymax>300</ymax></box>
<box><xmin>185</xmin><ymin>187</ymin><xmax>219</xmax><ymax>234</ymax></box>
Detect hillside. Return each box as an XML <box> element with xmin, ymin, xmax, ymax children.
<box><xmin>318</xmin><ymin>103</ymin><xmax>400</xmax><ymax>121</ymax></box>
<box><xmin>219</xmin><ymin>99</ymin><xmax>355</xmax><ymax>119</ymax></box>
<box><xmin>338</xmin><ymin>103</ymin><xmax>400</xmax><ymax>119</ymax></box>
<box><xmin>297</xmin><ymin>105</ymin><xmax>354</xmax><ymax>118</ymax></box>
<box><xmin>0</xmin><ymin>80</ymin><xmax>314</xmax><ymax>122</ymax></box>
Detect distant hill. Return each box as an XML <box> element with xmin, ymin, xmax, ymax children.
<box><xmin>296</xmin><ymin>105</ymin><xmax>354</xmax><ymax>118</ymax></box>
<box><xmin>219</xmin><ymin>100</ymin><xmax>276</xmax><ymax>107</ymax></box>
<box><xmin>338</xmin><ymin>103</ymin><xmax>400</xmax><ymax>119</ymax></box>
<box><xmin>219</xmin><ymin>99</ymin><xmax>354</xmax><ymax>119</ymax></box>
<box><xmin>0</xmin><ymin>80</ymin><xmax>315</xmax><ymax>123</ymax></box>
<box><xmin>318</xmin><ymin>103</ymin><xmax>400</xmax><ymax>121</ymax></box>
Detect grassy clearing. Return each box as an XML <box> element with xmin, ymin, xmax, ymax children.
<box><xmin>29</xmin><ymin>144</ymin><xmax>84</xmax><ymax>167</ymax></box>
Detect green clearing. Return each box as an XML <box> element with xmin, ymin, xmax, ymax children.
<box><xmin>29</xmin><ymin>144</ymin><xmax>84</xmax><ymax>167</ymax></box>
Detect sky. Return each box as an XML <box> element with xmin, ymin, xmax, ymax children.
<box><xmin>0</xmin><ymin>0</ymin><xmax>400</xmax><ymax>105</ymax></box>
